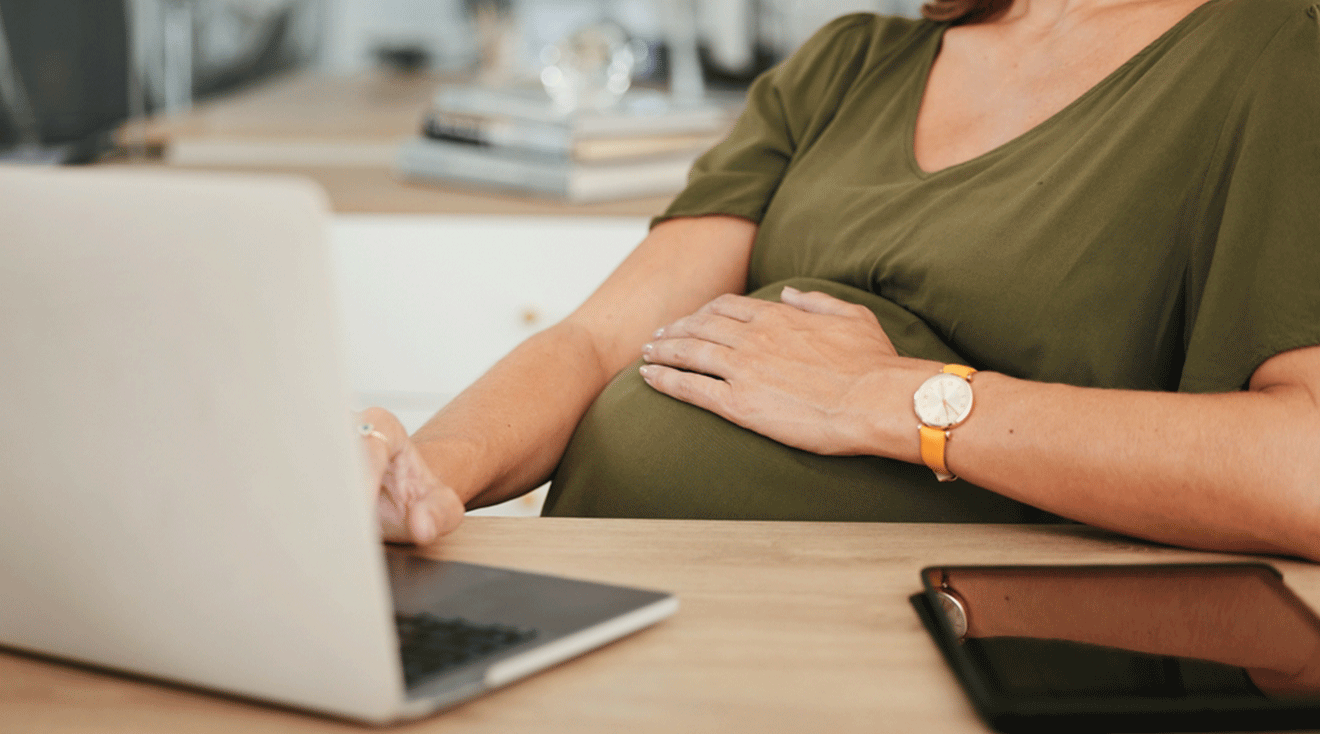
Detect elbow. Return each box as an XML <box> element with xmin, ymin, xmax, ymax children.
<box><xmin>1241</xmin><ymin>378</ymin><xmax>1320</xmax><ymax>562</ymax></box>
<box><xmin>1258</xmin><ymin>436</ymin><xmax>1320</xmax><ymax>563</ymax></box>
<box><xmin>1280</xmin><ymin>472</ymin><xmax>1320</xmax><ymax>563</ymax></box>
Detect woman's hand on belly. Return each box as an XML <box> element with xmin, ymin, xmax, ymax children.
<box><xmin>639</xmin><ymin>285</ymin><xmax>939</xmax><ymax>459</ymax></box>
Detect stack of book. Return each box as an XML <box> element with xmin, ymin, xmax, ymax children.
<box><xmin>396</xmin><ymin>84</ymin><xmax>740</xmax><ymax>203</ymax></box>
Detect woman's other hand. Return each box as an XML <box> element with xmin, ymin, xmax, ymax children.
<box><xmin>357</xmin><ymin>407</ymin><xmax>465</xmax><ymax>544</ymax></box>
<box><xmin>639</xmin><ymin>286</ymin><xmax>937</xmax><ymax>458</ymax></box>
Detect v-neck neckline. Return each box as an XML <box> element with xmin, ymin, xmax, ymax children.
<box><xmin>904</xmin><ymin>0</ymin><xmax>1223</xmax><ymax>179</ymax></box>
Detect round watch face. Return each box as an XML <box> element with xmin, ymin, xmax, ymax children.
<box><xmin>935</xmin><ymin>588</ymin><xmax>969</xmax><ymax>639</ymax></box>
<box><xmin>914</xmin><ymin>372</ymin><xmax>974</xmax><ymax>429</ymax></box>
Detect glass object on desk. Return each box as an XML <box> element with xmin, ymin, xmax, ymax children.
<box><xmin>126</xmin><ymin>0</ymin><xmax>195</xmax><ymax>116</ymax></box>
<box><xmin>661</xmin><ymin>0</ymin><xmax>703</xmax><ymax>102</ymax></box>
<box><xmin>121</xmin><ymin>0</ymin><xmax>194</xmax><ymax>161</ymax></box>
<box><xmin>539</xmin><ymin>20</ymin><xmax>635</xmax><ymax>112</ymax></box>
<box><xmin>471</xmin><ymin>0</ymin><xmax>522</xmax><ymax>84</ymax></box>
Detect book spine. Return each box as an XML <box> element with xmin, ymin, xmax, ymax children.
<box><xmin>396</xmin><ymin>137</ymin><xmax>696</xmax><ymax>203</ymax></box>
<box><xmin>397</xmin><ymin>138</ymin><xmax>570</xmax><ymax>197</ymax></box>
<box><xmin>571</xmin><ymin>109</ymin><xmax>731</xmax><ymax>138</ymax></box>
<box><xmin>432</xmin><ymin>86</ymin><xmax>738</xmax><ymax>139</ymax></box>
<box><xmin>422</xmin><ymin>112</ymin><xmax>573</xmax><ymax>159</ymax></box>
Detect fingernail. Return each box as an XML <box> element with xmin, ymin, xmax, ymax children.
<box><xmin>639</xmin><ymin>365</ymin><xmax>654</xmax><ymax>379</ymax></box>
<box><xmin>653</xmin><ymin>327</ymin><xmax>665</xmax><ymax>338</ymax></box>
<box><xmin>782</xmin><ymin>286</ymin><xmax>800</xmax><ymax>295</ymax></box>
<box><xmin>642</xmin><ymin>342</ymin><xmax>653</xmax><ymax>356</ymax></box>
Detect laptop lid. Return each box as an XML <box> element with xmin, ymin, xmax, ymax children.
<box><xmin>0</xmin><ymin>167</ymin><xmax>404</xmax><ymax>722</ymax></box>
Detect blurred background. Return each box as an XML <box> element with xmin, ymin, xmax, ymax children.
<box><xmin>0</xmin><ymin>0</ymin><xmax>927</xmax><ymax>517</ymax></box>
<box><xmin>0</xmin><ymin>0</ymin><xmax>927</xmax><ymax>162</ymax></box>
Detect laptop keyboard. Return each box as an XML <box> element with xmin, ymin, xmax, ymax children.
<box><xmin>395</xmin><ymin>612</ymin><xmax>538</xmax><ymax>687</ymax></box>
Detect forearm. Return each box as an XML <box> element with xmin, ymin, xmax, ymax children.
<box><xmin>940</xmin><ymin>370</ymin><xmax>1320</xmax><ymax>559</ymax></box>
<box><xmin>410</xmin><ymin>215</ymin><xmax>757</xmax><ymax>510</ymax></box>
<box><xmin>636</xmin><ymin>284</ymin><xmax>1320</xmax><ymax>559</ymax></box>
<box><xmin>410</xmin><ymin>321</ymin><xmax>615</xmax><ymax>509</ymax></box>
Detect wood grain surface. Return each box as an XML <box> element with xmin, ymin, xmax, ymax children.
<box><xmin>4</xmin><ymin>517</ymin><xmax>1315</xmax><ymax>733</ymax></box>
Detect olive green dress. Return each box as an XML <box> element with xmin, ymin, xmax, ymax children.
<box><xmin>544</xmin><ymin>0</ymin><xmax>1320</xmax><ymax>521</ymax></box>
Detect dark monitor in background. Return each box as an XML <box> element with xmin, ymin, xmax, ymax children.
<box><xmin>0</xmin><ymin>0</ymin><xmax>128</xmax><ymax>162</ymax></box>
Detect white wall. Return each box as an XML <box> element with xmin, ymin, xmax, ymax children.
<box><xmin>320</xmin><ymin>0</ymin><xmax>927</xmax><ymax>74</ymax></box>
<box><xmin>321</xmin><ymin>0</ymin><xmax>475</xmax><ymax>72</ymax></box>
<box><xmin>330</xmin><ymin>214</ymin><xmax>646</xmax><ymax>517</ymax></box>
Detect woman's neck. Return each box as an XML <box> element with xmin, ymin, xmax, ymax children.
<box><xmin>912</xmin><ymin>0</ymin><xmax>1212</xmax><ymax>173</ymax></box>
<box><xmin>989</xmin><ymin>0</ymin><xmax>1189</xmax><ymax>35</ymax></box>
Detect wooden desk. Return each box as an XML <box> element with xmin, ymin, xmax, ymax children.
<box><xmin>3</xmin><ymin>518</ymin><xmax>1316</xmax><ymax>733</ymax></box>
<box><xmin>110</xmin><ymin>72</ymin><xmax>677</xmax><ymax>217</ymax></box>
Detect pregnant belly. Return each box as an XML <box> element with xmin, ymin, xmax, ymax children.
<box><xmin>543</xmin><ymin>278</ymin><xmax>1061</xmax><ymax>523</ymax></box>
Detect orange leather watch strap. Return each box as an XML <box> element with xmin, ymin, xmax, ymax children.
<box><xmin>917</xmin><ymin>364</ymin><xmax>977</xmax><ymax>482</ymax></box>
<box><xmin>943</xmin><ymin>363</ymin><xmax>977</xmax><ymax>379</ymax></box>
<box><xmin>919</xmin><ymin>425</ymin><xmax>955</xmax><ymax>482</ymax></box>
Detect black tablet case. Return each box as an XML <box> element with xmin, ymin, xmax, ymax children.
<box><xmin>911</xmin><ymin>590</ymin><xmax>1320</xmax><ymax>733</ymax></box>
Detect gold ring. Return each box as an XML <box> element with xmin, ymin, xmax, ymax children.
<box><xmin>357</xmin><ymin>422</ymin><xmax>391</xmax><ymax>447</ymax></box>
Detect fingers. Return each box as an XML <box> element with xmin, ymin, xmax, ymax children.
<box><xmin>657</xmin><ymin>309</ymin><xmax>747</xmax><ymax>347</ymax></box>
<box><xmin>357</xmin><ymin>407</ymin><xmax>406</xmax><ymax>501</ymax></box>
<box><xmin>780</xmin><ymin>285</ymin><xmax>870</xmax><ymax>319</ymax></box>
<box><xmin>643</xmin><ymin>329</ymin><xmax>738</xmax><ymax>378</ymax></box>
<box><xmin>665</xmin><ymin>289</ymin><xmax>875</xmax><ymax>341</ymax></box>
<box><xmin>376</xmin><ymin>485</ymin><xmax>411</xmax><ymax>543</ymax></box>
<box><xmin>644</xmin><ymin>291</ymin><xmax>839</xmax><ymax>376</ymax></box>
<box><xmin>645</xmin><ymin>301</ymin><xmax>761</xmax><ymax>377</ymax></box>
<box><xmin>696</xmin><ymin>293</ymin><xmax>766</xmax><ymax>322</ymax></box>
<box><xmin>639</xmin><ymin>363</ymin><xmax>732</xmax><ymax>416</ymax></box>
<box><xmin>638</xmin><ymin>294</ymin><xmax>764</xmax><ymax>403</ymax></box>
<box><xmin>651</xmin><ymin>289</ymin><xmax>880</xmax><ymax>359</ymax></box>
<box><xmin>643</xmin><ymin>286</ymin><xmax>897</xmax><ymax>387</ymax></box>
<box><xmin>375</xmin><ymin>442</ymin><xmax>464</xmax><ymax>545</ymax></box>
<box><xmin>779</xmin><ymin>286</ymin><xmax>895</xmax><ymax>355</ymax></box>
<box><xmin>405</xmin><ymin>465</ymin><xmax>465</xmax><ymax>541</ymax></box>
<box><xmin>356</xmin><ymin>407</ymin><xmax>465</xmax><ymax>545</ymax></box>
<box><xmin>378</xmin><ymin>442</ymin><xmax>435</xmax><ymax>541</ymax></box>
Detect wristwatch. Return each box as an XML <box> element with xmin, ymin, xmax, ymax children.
<box><xmin>935</xmin><ymin>576</ymin><xmax>969</xmax><ymax>639</ymax></box>
<box><xmin>913</xmin><ymin>364</ymin><xmax>977</xmax><ymax>482</ymax></box>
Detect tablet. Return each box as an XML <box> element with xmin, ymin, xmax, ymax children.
<box><xmin>911</xmin><ymin>563</ymin><xmax>1320</xmax><ymax>733</ymax></box>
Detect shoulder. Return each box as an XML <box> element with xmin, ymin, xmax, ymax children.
<box><xmin>1191</xmin><ymin>0</ymin><xmax>1319</xmax><ymax>48</ymax></box>
<box><xmin>767</xmin><ymin>13</ymin><xmax>937</xmax><ymax>100</ymax></box>
<box><xmin>785</xmin><ymin>13</ymin><xmax>934</xmax><ymax>72</ymax></box>
<box><xmin>1152</xmin><ymin>0</ymin><xmax>1320</xmax><ymax>113</ymax></box>
<box><xmin>1206</xmin><ymin>0</ymin><xmax>1317</xmax><ymax>21</ymax></box>
<box><xmin>806</xmin><ymin>12</ymin><xmax>931</xmax><ymax>45</ymax></box>
<box><xmin>1194</xmin><ymin>0</ymin><xmax>1320</xmax><ymax>99</ymax></box>
<box><xmin>737</xmin><ymin>12</ymin><xmax>942</xmax><ymax>155</ymax></box>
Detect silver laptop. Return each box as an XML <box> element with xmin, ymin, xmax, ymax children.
<box><xmin>0</xmin><ymin>167</ymin><xmax>677</xmax><ymax>724</ymax></box>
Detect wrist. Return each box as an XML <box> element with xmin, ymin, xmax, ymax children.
<box><xmin>411</xmin><ymin>431</ymin><xmax>487</xmax><ymax>507</ymax></box>
<box><xmin>854</xmin><ymin>358</ymin><xmax>945</xmax><ymax>463</ymax></box>
<box><xmin>914</xmin><ymin>364</ymin><xmax>979</xmax><ymax>482</ymax></box>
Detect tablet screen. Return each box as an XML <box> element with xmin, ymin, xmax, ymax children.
<box><xmin>914</xmin><ymin>564</ymin><xmax>1320</xmax><ymax>732</ymax></box>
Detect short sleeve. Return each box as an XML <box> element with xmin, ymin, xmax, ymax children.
<box><xmin>652</xmin><ymin>14</ymin><xmax>883</xmax><ymax>228</ymax></box>
<box><xmin>1180</xmin><ymin>4</ymin><xmax>1320</xmax><ymax>393</ymax></box>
